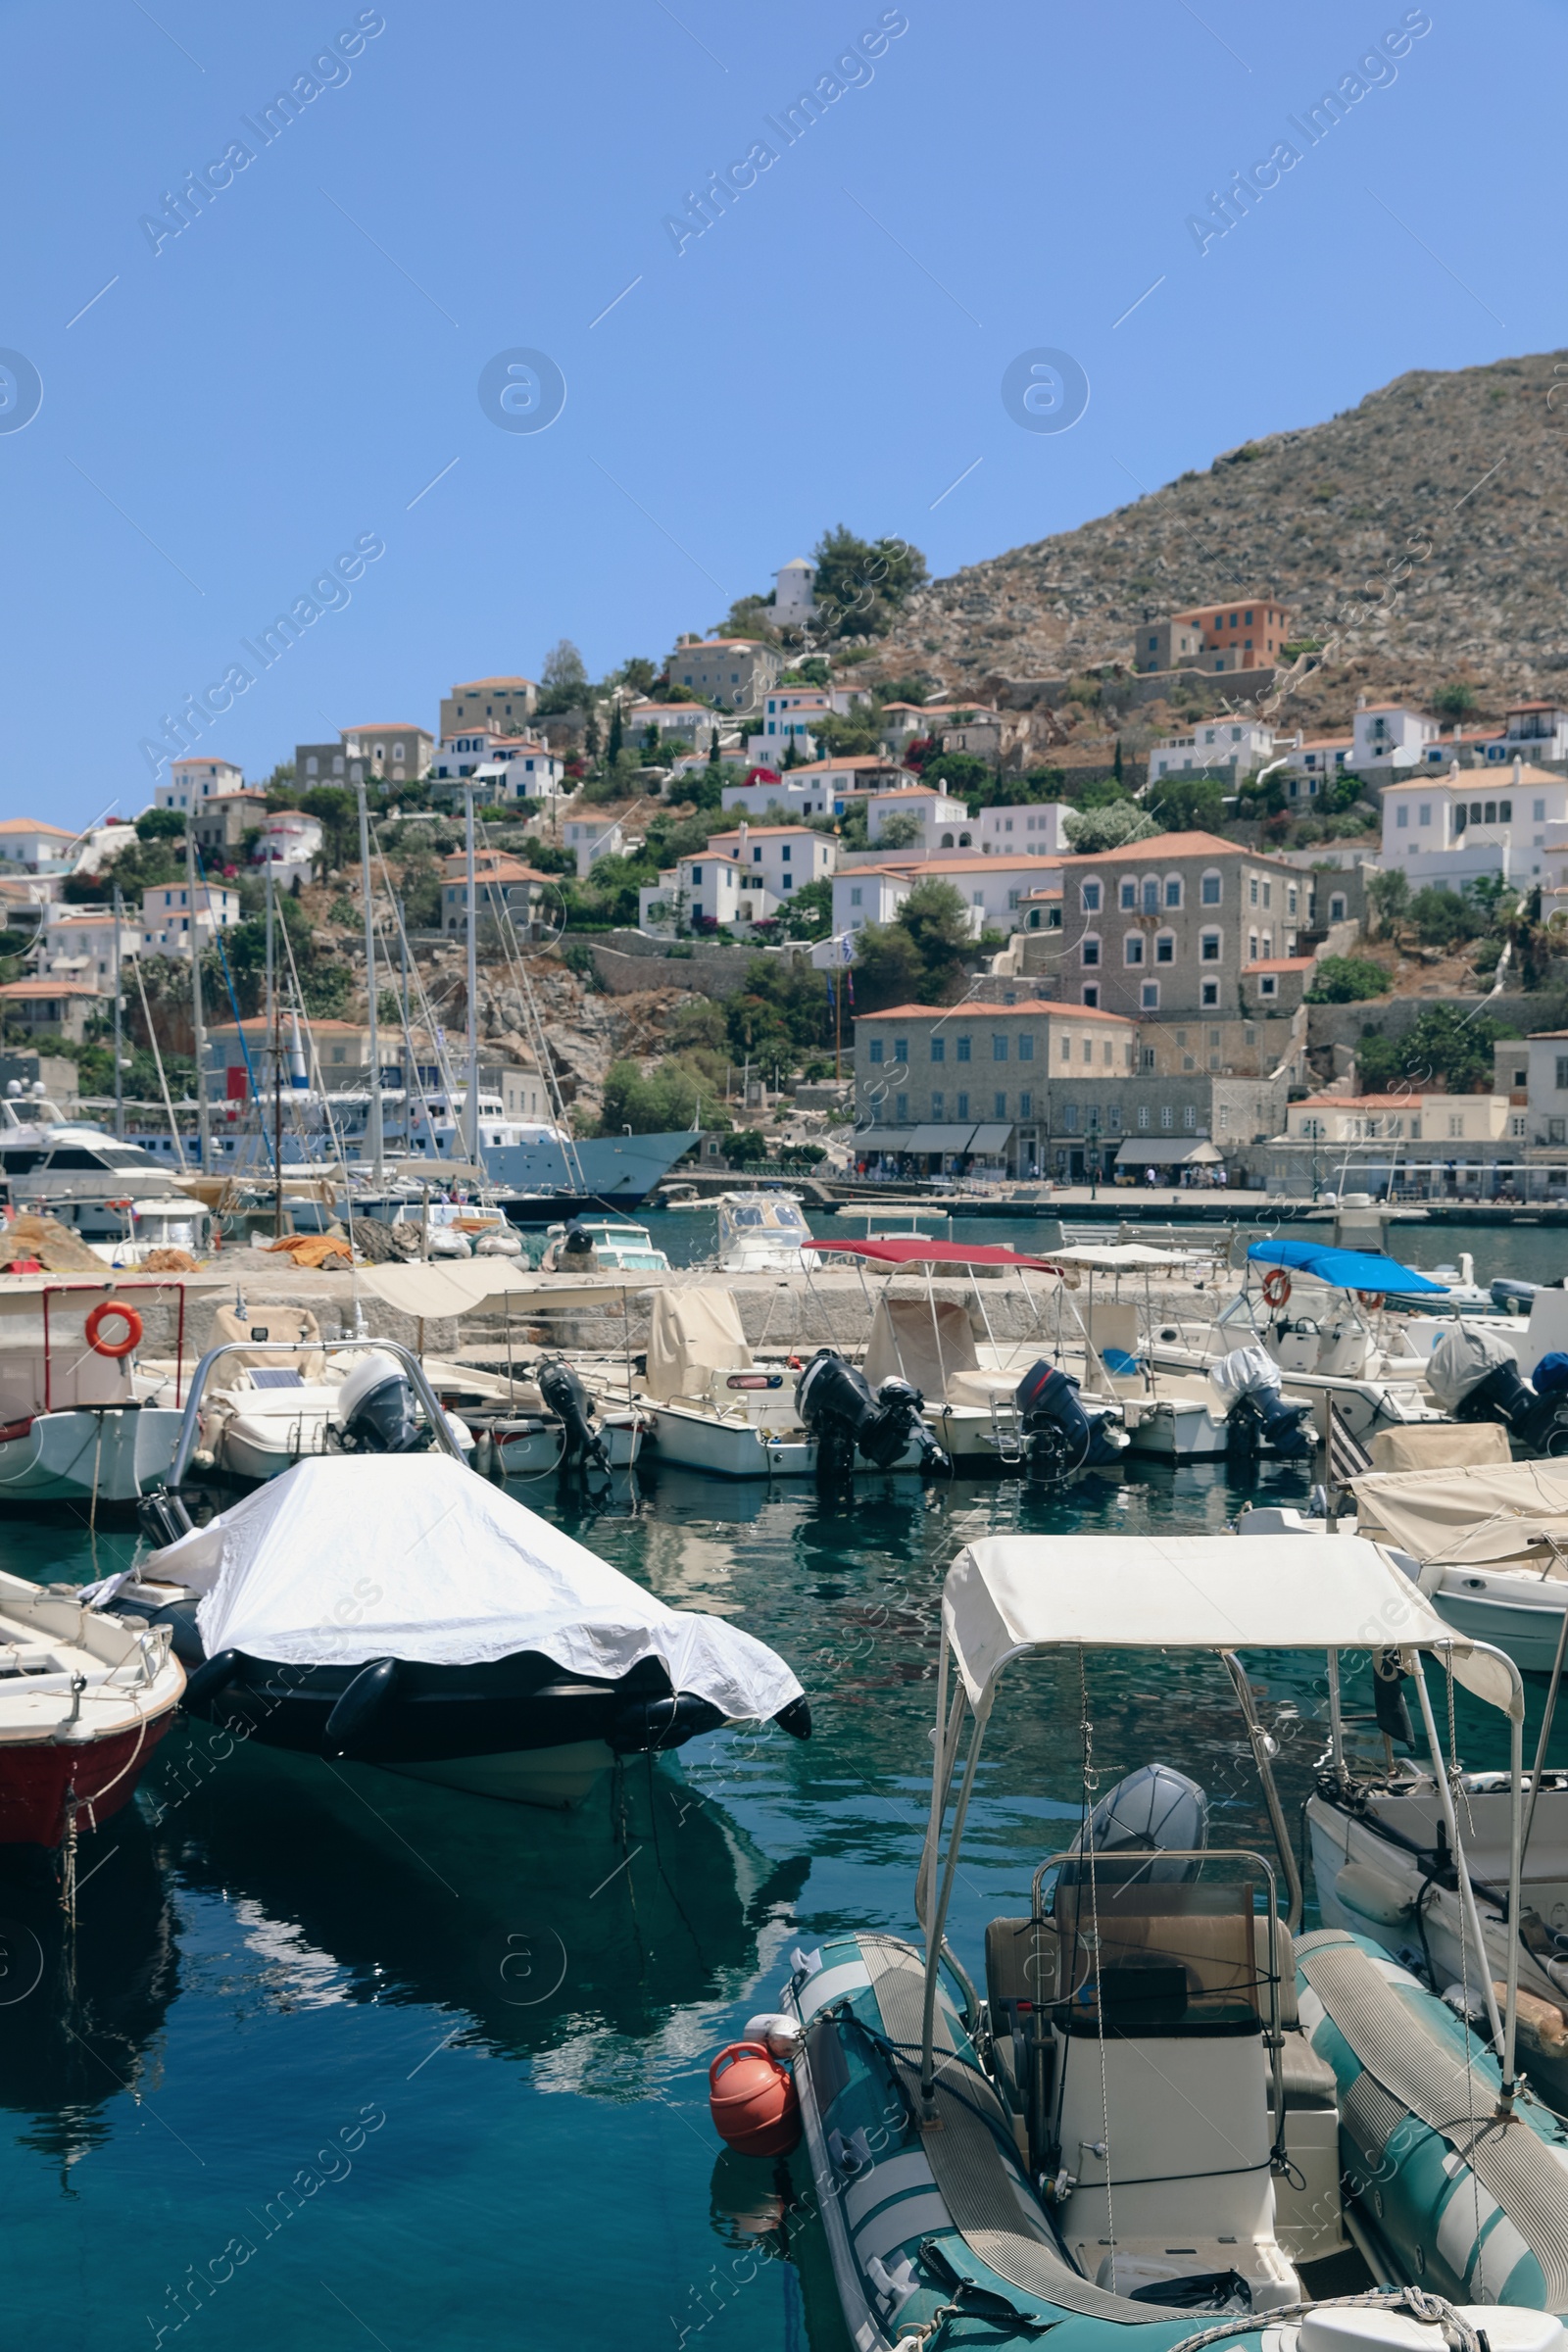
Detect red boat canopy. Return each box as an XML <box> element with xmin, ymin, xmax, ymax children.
<box><xmin>804</xmin><ymin>1238</ymin><xmax>1064</xmax><ymax>1271</ymax></box>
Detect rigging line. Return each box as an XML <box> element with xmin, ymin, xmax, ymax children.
<box><xmin>273</xmin><ymin>910</ymin><xmax>359</xmax><ymax>1260</ymax></box>
<box><xmin>469</xmin><ymin>808</ymin><xmax>586</xmax><ymax>1191</ymax></box>
<box><xmin>191</xmin><ymin>842</ymin><xmax>270</xmax><ymax>1167</ymax></box>
<box><xmin>366</xmin><ymin>819</ymin><xmax>451</xmax><ymax>1172</ymax></box>
<box><xmin>129</xmin><ymin>953</ymin><xmax>187</xmax><ymax>1171</ymax></box>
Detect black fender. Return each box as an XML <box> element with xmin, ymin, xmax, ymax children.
<box><xmin>182</xmin><ymin>1647</ymin><xmax>242</xmax><ymax>1712</ymax></box>
<box><xmin>323</xmin><ymin>1658</ymin><xmax>400</xmax><ymax>1759</ymax></box>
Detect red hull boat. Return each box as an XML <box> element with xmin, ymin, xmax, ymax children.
<box><xmin>0</xmin><ymin>1571</ymin><xmax>184</xmax><ymax>1849</ymax></box>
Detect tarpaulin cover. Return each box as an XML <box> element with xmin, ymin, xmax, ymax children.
<box><xmin>643</xmin><ymin>1287</ymin><xmax>751</xmax><ymax>1403</ymax></box>
<box><xmin>940</xmin><ymin>1534</ymin><xmax>1511</xmax><ymax>1715</ymax></box>
<box><xmin>806</xmin><ymin>1238</ymin><xmax>1062</xmax><ymax>1270</ymax></box>
<box><xmin>1247</xmin><ymin>1239</ymin><xmax>1448</xmax><ymax>1295</ymax></box>
<box><xmin>1427</xmin><ymin>1320</ymin><xmax>1518</xmax><ymax>1412</ymax></box>
<box><xmin>150</xmin><ymin>1455</ymin><xmax>804</xmax><ymax>1720</ymax></box>
<box><xmin>1348</xmin><ymin>1459</ymin><xmax>1568</xmax><ymax>1571</ymax></box>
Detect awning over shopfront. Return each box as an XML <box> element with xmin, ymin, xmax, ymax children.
<box><xmin>1112</xmin><ymin>1139</ymin><xmax>1224</xmax><ymax>1167</ymax></box>
<box><xmin>965</xmin><ymin>1124</ymin><xmax>1011</xmax><ymax>1154</ymax></box>
<box><xmin>904</xmin><ymin>1124</ymin><xmax>981</xmax><ymax>1152</ymax></box>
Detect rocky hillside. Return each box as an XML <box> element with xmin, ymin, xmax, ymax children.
<box><xmin>876</xmin><ymin>348</ymin><xmax>1567</xmax><ymax>729</ymax></box>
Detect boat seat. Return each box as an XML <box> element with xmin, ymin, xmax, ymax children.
<box><xmin>1249</xmin><ymin>1917</ymin><xmax>1339</xmax><ymax>2110</ymax></box>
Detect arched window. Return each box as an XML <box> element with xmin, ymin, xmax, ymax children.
<box><xmin>1141</xmin><ymin>875</ymin><xmax>1159</xmax><ymax>914</ymax></box>
<box><xmin>1123</xmin><ymin>933</ymin><xmax>1145</xmax><ymax>965</ymax></box>
<box><xmin>1081</xmin><ymin>932</ymin><xmax>1101</xmax><ymax>967</ymax></box>
<box><xmin>940</xmin><ymin>832</ymin><xmax>954</xmax><ymax>847</ymax></box>
<box><xmin>1154</xmin><ymin>930</ymin><xmax>1175</xmax><ymax>964</ymax></box>
<box><xmin>1080</xmin><ymin>878</ymin><xmax>1102</xmax><ymax>912</ymax></box>
<box><xmin>1200</xmin><ymin>869</ymin><xmax>1222</xmax><ymax>906</ymax></box>
<box><xmin>958</xmin><ymin>830</ymin><xmax>971</xmax><ymax>847</ymax></box>
<box><xmin>1200</xmin><ymin>929</ymin><xmax>1222</xmax><ymax>963</ymax></box>
<box><xmin>1164</xmin><ymin>875</ymin><xmax>1183</xmax><ymax>908</ymax></box>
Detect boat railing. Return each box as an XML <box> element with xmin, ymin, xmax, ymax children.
<box><xmin>164</xmin><ymin>1338</ymin><xmax>467</xmax><ymax>1490</ymax></box>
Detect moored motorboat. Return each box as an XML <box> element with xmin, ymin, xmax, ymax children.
<box><xmin>747</xmin><ymin>1529</ymin><xmax>1568</xmax><ymax>2345</ymax></box>
<box><xmin>107</xmin><ymin>1452</ymin><xmax>809</xmax><ymax>1809</ymax></box>
<box><xmin>0</xmin><ymin>1277</ymin><xmax>187</xmax><ymax>1516</ymax></box>
<box><xmin>0</xmin><ymin>1568</ymin><xmax>182</xmax><ymax>1846</ymax></box>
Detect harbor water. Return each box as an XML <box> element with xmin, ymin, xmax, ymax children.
<box><xmin>3</xmin><ymin>1219</ymin><xmax>1564</xmax><ymax>2349</ymax></box>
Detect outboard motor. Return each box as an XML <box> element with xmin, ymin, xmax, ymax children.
<box><xmin>1208</xmin><ymin>1345</ymin><xmax>1313</xmax><ymax>1459</ymax></box>
<box><xmin>794</xmin><ymin>1348</ymin><xmax>948</xmax><ymax>1481</ymax></box>
<box><xmin>1055</xmin><ymin>1763</ymin><xmax>1209</xmax><ymax>1893</ymax></box>
<box><xmin>334</xmin><ymin>1349</ymin><xmax>429</xmax><ymax>1454</ymax></box>
<box><xmin>1429</xmin><ymin>1323</ymin><xmax>1568</xmax><ymax>1457</ymax></box>
<box><xmin>1013</xmin><ymin>1362</ymin><xmax>1127</xmax><ymax>1482</ymax></box>
<box><xmin>536</xmin><ymin>1355</ymin><xmax>610</xmax><ymax>1473</ymax></box>
<box><xmin>137</xmin><ymin>1487</ymin><xmax>195</xmax><ymax>1550</ymax></box>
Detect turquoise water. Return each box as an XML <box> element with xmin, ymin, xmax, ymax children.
<box><xmin>1</xmin><ymin>1346</ymin><xmax>1562</xmax><ymax>2342</ymax></box>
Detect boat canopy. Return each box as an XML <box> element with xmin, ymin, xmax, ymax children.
<box><xmin>805</xmin><ymin>1237</ymin><xmax>1061</xmax><ymax>1270</ymax></box>
<box><xmin>941</xmin><ymin>1534</ymin><xmax>1517</xmax><ymax>1716</ymax></box>
<box><xmin>1350</xmin><ymin>1460</ymin><xmax>1568</xmax><ymax>1571</ymax></box>
<box><xmin>1053</xmin><ymin>1243</ymin><xmax>1197</xmax><ymax>1269</ymax></box>
<box><xmin>151</xmin><ymin>1455</ymin><xmax>804</xmax><ymax>1721</ymax></box>
<box><xmin>1247</xmin><ymin>1238</ymin><xmax>1448</xmax><ymax>1295</ymax></box>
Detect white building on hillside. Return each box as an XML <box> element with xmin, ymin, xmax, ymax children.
<box><xmin>155</xmin><ymin>757</ymin><xmax>245</xmax><ymax>812</ymax></box>
<box><xmin>564</xmin><ymin>816</ymin><xmax>625</xmax><ymax>878</ymax></box>
<box><xmin>141</xmin><ymin>881</ymin><xmax>239</xmax><ymax>956</ymax></box>
<box><xmin>977</xmin><ymin>803</ymin><xmax>1071</xmax><ymax>856</ymax></box>
<box><xmin>866</xmin><ymin>784</ymin><xmax>968</xmax><ymax>845</ymax></box>
<box><xmin>749</xmin><ymin>686</ymin><xmax>830</xmax><ymax>765</ymax></box>
<box><xmin>706</xmin><ymin>823</ymin><xmax>836</xmax><ymax>903</ymax></box>
<box><xmin>830</xmin><ymin>865</ymin><xmax>920</xmax><ymax>942</ymax></box>
<box><xmin>720</xmin><ymin>772</ymin><xmax>837</xmax><ymax>819</ymax></box>
<box><xmin>1380</xmin><ymin>759</ymin><xmax>1568</xmax><ymax>885</ymax></box>
<box><xmin>36</xmin><ymin>906</ymin><xmax>142</xmax><ymax>984</ymax></box>
<box><xmin>1352</xmin><ymin>702</ymin><xmax>1441</xmax><ymax>773</ymax></box>
<box><xmin>252</xmin><ymin>809</ymin><xmax>322</xmax><ymax>885</ymax></box>
<box><xmin>773</xmin><ymin>559</ymin><xmax>816</xmax><ymax>622</ymax></box>
<box><xmin>1147</xmin><ymin>718</ymin><xmax>1274</xmax><ymax>784</ymax></box>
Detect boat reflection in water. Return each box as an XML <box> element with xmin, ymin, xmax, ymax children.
<box><xmin>144</xmin><ymin>1727</ymin><xmax>808</xmax><ymax>2074</ymax></box>
<box><xmin>0</xmin><ymin>1810</ymin><xmax>177</xmax><ymax>2173</ymax></box>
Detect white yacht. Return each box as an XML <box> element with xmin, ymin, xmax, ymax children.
<box><xmin>713</xmin><ymin>1192</ymin><xmax>812</xmax><ymax>1273</ymax></box>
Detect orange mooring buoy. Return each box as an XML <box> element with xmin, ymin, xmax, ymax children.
<box><xmin>708</xmin><ymin>2041</ymin><xmax>801</xmax><ymax>2157</ymax></box>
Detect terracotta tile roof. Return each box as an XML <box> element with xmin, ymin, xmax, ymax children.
<box><xmin>1243</xmin><ymin>956</ymin><xmax>1316</xmax><ymax>973</ymax></box>
<box><xmin>857</xmin><ymin>1000</ymin><xmax>1135</xmax><ymax>1023</ymax></box>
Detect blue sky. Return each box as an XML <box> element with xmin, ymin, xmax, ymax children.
<box><xmin>1</xmin><ymin>0</ymin><xmax>1553</xmax><ymax>824</ymax></box>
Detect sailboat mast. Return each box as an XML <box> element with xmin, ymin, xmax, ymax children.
<box><xmin>112</xmin><ymin>881</ymin><xmax>124</xmax><ymax>1141</ymax></box>
<box><xmin>357</xmin><ymin>779</ymin><xmax>384</xmax><ymax>1186</ymax></box>
<box><xmin>464</xmin><ymin>782</ymin><xmax>479</xmax><ymax>1167</ymax></box>
<box><xmin>268</xmin><ymin>858</ymin><xmax>282</xmax><ymax>1234</ymax></box>
<box><xmin>186</xmin><ymin>821</ymin><xmax>211</xmax><ymax>1171</ymax></box>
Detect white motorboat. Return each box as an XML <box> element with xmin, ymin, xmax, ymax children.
<box><xmin>713</xmin><ymin>1191</ymin><xmax>812</xmax><ymax>1273</ymax></box>
<box><xmin>808</xmin><ymin>1232</ymin><xmax>1127</xmax><ymax>1476</ymax></box>
<box><xmin>541</xmin><ymin>1217</ymin><xmax>669</xmax><ymax>1272</ymax></box>
<box><xmin>1149</xmin><ymin>1237</ymin><xmax>1452</xmax><ymax>1448</ymax></box>
<box><xmin>638</xmin><ymin>1288</ymin><xmax>940</xmax><ymax>1479</ymax></box>
<box><xmin>0</xmin><ymin>1277</ymin><xmax>186</xmax><ymax>1513</ymax></box>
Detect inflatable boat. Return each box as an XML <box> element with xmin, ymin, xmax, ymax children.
<box><xmin>765</xmin><ymin>1532</ymin><xmax>1568</xmax><ymax>2349</ymax></box>
<box><xmin>98</xmin><ymin>1450</ymin><xmax>809</xmax><ymax>1808</ymax></box>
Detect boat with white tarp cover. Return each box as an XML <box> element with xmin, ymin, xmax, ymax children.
<box><xmin>97</xmin><ymin>1453</ymin><xmax>809</xmax><ymax>1807</ymax></box>
<box><xmin>758</xmin><ymin>1527</ymin><xmax>1568</xmax><ymax>2352</ymax></box>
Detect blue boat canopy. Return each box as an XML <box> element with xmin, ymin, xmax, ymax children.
<box><xmin>1247</xmin><ymin>1238</ymin><xmax>1448</xmax><ymax>1295</ymax></box>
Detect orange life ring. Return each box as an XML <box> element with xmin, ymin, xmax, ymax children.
<box><xmin>84</xmin><ymin>1300</ymin><xmax>142</xmax><ymax>1359</ymax></box>
<box><xmin>1261</xmin><ymin>1269</ymin><xmax>1292</xmax><ymax>1309</ymax></box>
<box><xmin>1356</xmin><ymin>1291</ymin><xmax>1385</xmax><ymax>1312</ymax></box>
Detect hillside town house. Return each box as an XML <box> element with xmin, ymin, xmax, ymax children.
<box><xmin>665</xmin><ymin>637</ymin><xmax>781</xmax><ymax>712</ymax></box>
<box><xmin>1380</xmin><ymin>758</ymin><xmax>1568</xmax><ymax>885</ymax></box>
<box><xmin>0</xmin><ymin>819</ymin><xmax>81</xmax><ymax>875</ymax></box>
<box><xmin>0</xmin><ymin>979</ymin><xmax>103</xmax><ymax>1044</ymax></box>
<box><xmin>865</xmin><ymin>784</ymin><xmax>969</xmax><ymax>845</ymax></box>
<box><xmin>704</xmin><ymin>823</ymin><xmax>837</xmax><ymax>904</ymax></box>
<box><xmin>155</xmin><ymin>757</ymin><xmax>246</xmax><ymax>811</ymax></box>
<box><xmin>1021</xmin><ymin>833</ymin><xmax>1306</xmax><ymax>1019</ymax></box>
<box><xmin>141</xmin><ymin>882</ymin><xmax>239</xmax><ymax>956</ymax></box>
<box><xmin>341</xmin><ymin>724</ymin><xmax>433</xmax><ymax>784</ymax></box>
<box><xmin>441</xmin><ymin>852</ymin><xmax>552</xmax><ymax>937</ymax></box>
<box><xmin>439</xmin><ymin>677</ymin><xmax>537</xmax><ymax>739</ymax></box>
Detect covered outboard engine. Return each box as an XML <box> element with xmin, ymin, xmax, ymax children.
<box><xmin>1055</xmin><ymin>1763</ymin><xmax>1209</xmax><ymax>1893</ymax></box>
<box><xmin>334</xmin><ymin>1349</ymin><xmax>429</xmax><ymax>1454</ymax></box>
<box><xmin>1429</xmin><ymin>1322</ymin><xmax>1568</xmax><ymax>1457</ymax></box>
<box><xmin>137</xmin><ymin>1486</ymin><xmax>195</xmax><ymax>1550</ymax></box>
<box><xmin>536</xmin><ymin>1355</ymin><xmax>610</xmax><ymax>1473</ymax></box>
<box><xmin>1208</xmin><ymin>1345</ymin><xmax>1313</xmax><ymax>1459</ymax></box>
<box><xmin>1013</xmin><ymin>1362</ymin><xmax>1128</xmax><ymax>1483</ymax></box>
<box><xmin>793</xmin><ymin>1348</ymin><xmax>949</xmax><ymax>1482</ymax></box>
